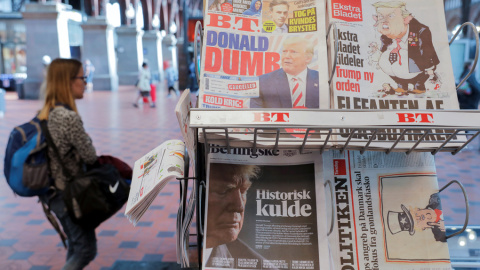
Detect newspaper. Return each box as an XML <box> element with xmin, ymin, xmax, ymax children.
<box><xmin>324</xmin><ymin>0</ymin><xmax>464</xmax><ymax>149</ymax></box>
<box><xmin>326</xmin><ymin>0</ymin><xmax>459</xmax><ymax>110</ymax></box>
<box><xmin>175</xmin><ymin>88</ymin><xmax>196</xmax><ymax>166</ymax></box>
<box><xmin>323</xmin><ymin>150</ymin><xmax>452</xmax><ymax>269</ymax></box>
<box><xmin>177</xmin><ymin>178</ymin><xmax>197</xmax><ymax>268</ymax></box>
<box><xmin>202</xmin><ymin>149</ymin><xmax>331</xmax><ymax>270</ymax></box>
<box><xmin>199</xmin><ymin>0</ymin><xmax>330</xmax><ymax>109</ymax></box>
<box><xmin>175</xmin><ymin>91</ymin><xmax>198</xmax><ymax>267</ymax></box>
<box><xmin>125</xmin><ymin>140</ymin><xmax>185</xmax><ymax>226</ymax></box>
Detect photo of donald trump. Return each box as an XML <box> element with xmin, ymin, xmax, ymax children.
<box><xmin>204</xmin><ymin>163</ymin><xmax>280</xmax><ymax>269</ymax></box>
<box><xmin>250</xmin><ymin>36</ymin><xmax>320</xmax><ymax>108</ymax></box>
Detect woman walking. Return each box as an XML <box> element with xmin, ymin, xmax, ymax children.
<box><xmin>38</xmin><ymin>58</ymin><xmax>98</xmax><ymax>270</ymax></box>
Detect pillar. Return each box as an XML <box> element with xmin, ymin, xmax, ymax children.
<box><xmin>116</xmin><ymin>26</ymin><xmax>144</xmax><ymax>85</ymax></box>
<box><xmin>22</xmin><ymin>2</ymin><xmax>72</xmax><ymax>99</ymax></box>
<box><xmin>162</xmin><ymin>33</ymin><xmax>178</xmax><ymax>73</ymax></box>
<box><xmin>142</xmin><ymin>30</ymin><xmax>164</xmax><ymax>83</ymax></box>
<box><xmin>81</xmin><ymin>17</ymin><xmax>119</xmax><ymax>91</ymax></box>
<box><xmin>176</xmin><ymin>37</ymin><xmax>189</xmax><ymax>90</ymax></box>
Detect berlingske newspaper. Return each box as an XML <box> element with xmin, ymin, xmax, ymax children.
<box><xmin>203</xmin><ymin>149</ymin><xmax>331</xmax><ymax>269</ymax></box>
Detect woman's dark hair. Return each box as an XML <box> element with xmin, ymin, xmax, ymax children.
<box><xmin>142</xmin><ymin>62</ymin><xmax>148</xmax><ymax>68</ymax></box>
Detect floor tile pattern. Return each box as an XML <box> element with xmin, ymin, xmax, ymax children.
<box><xmin>0</xmin><ymin>86</ymin><xmax>478</xmax><ymax>269</ymax></box>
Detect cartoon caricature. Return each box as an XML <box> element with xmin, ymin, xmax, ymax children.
<box><xmin>387</xmin><ymin>193</ymin><xmax>446</xmax><ymax>242</ymax></box>
<box><xmin>372</xmin><ymin>1</ymin><xmax>439</xmax><ymax>95</ymax></box>
<box><xmin>367</xmin><ymin>42</ymin><xmax>382</xmax><ymax>69</ymax></box>
<box><xmin>375</xmin><ymin>82</ymin><xmax>412</xmax><ymax>98</ymax></box>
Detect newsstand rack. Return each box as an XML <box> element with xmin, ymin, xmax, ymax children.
<box><xmin>176</xmin><ymin>21</ymin><xmax>480</xmax><ymax>269</ymax></box>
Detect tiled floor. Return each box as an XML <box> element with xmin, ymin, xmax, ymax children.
<box><xmin>0</xmin><ymin>86</ymin><xmax>479</xmax><ymax>269</ymax></box>
<box><xmin>0</xmin><ymin>86</ymin><xmax>196</xmax><ymax>270</ymax></box>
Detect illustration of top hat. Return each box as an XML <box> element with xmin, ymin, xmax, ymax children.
<box><xmin>387</xmin><ymin>204</ymin><xmax>414</xmax><ymax>235</ymax></box>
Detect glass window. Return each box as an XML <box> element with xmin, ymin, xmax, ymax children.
<box><xmin>2</xmin><ymin>43</ymin><xmax>15</xmax><ymax>74</ymax></box>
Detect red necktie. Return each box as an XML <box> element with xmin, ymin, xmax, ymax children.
<box><xmin>434</xmin><ymin>209</ymin><xmax>443</xmax><ymax>223</ymax></box>
<box><xmin>291</xmin><ymin>78</ymin><xmax>303</xmax><ymax>107</ymax></box>
<box><xmin>389</xmin><ymin>38</ymin><xmax>402</xmax><ymax>65</ymax></box>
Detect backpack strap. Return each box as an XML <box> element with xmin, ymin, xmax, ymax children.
<box><xmin>40</xmin><ymin>121</ymin><xmax>74</xmax><ymax>181</ymax></box>
<box><xmin>39</xmin><ymin>121</ymin><xmax>69</xmax><ymax>249</ymax></box>
<box><xmin>30</xmin><ymin>120</ymin><xmax>43</xmax><ymax>149</ymax></box>
<box><xmin>14</xmin><ymin>126</ymin><xmax>27</xmax><ymax>143</ymax></box>
<box><xmin>41</xmin><ymin>200</ymin><xmax>67</xmax><ymax>248</ymax></box>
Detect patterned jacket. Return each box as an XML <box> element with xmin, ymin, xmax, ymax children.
<box><xmin>47</xmin><ymin>106</ymin><xmax>97</xmax><ymax>190</ymax></box>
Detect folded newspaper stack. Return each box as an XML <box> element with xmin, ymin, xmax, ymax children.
<box><xmin>174</xmin><ymin>89</ymin><xmax>198</xmax><ymax>267</ymax></box>
<box><xmin>125</xmin><ymin>140</ymin><xmax>185</xmax><ymax>226</ymax></box>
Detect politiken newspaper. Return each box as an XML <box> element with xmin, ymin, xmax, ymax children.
<box><xmin>203</xmin><ymin>149</ymin><xmax>331</xmax><ymax>270</ymax></box>
<box><xmin>323</xmin><ymin>150</ymin><xmax>452</xmax><ymax>270</ymax></box>
<box><xmin>199</xmin><ymin>0</ymin><xmax>330</xmax><ymax>109</ymax></box>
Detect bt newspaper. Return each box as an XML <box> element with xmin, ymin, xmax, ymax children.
<box><xmin>199</xmin><ymin>0</ymin><xmax>330</xmax><ymax>109</ymax></box>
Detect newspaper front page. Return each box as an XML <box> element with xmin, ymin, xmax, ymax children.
<box><xmin>125</xmin><ymin>140</ymin><xmax>185</xmax><ymax>225</ymax></box>
<box><xmin>327</xmin><ymin>0</ymin><xmax>459</xmax><ymax>110</ymax></box>
<box><xmin>199</xmin><ymin>0</ymin><xmax>330</xmax><ymax>109</ymax></box>
<box><xmin>324</xmin><ymin>150</ymin><xmax>451</xmax><ymax>269</ymax></box>
<box><xmin>325</xmin><ymin>0</ymin><xmax>462</xmax><ymax>149</ymax></box>
<box><xmin>203</xmin><ymin>149</ymin><xmax>331</xmax><ymax>269</ymax></box>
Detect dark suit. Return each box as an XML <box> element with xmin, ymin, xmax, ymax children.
<box><xmin>379</xmin><ymin>18</ymin><xmax>440</xmax><ymax>90</ymax></box>
<box><xmin>205</xmin><ymin>239</ymin><xmax>279</xmax><ymax>269</ymax></box>
<box><xmin>250</xmin><ymin>68</ymin><xmax>319</xmax><ymax>108</ymax></box>
<box><xmin>425</xmin><ymin>193</ymin><xmax>446</xmax><ymax>243</ymax></box>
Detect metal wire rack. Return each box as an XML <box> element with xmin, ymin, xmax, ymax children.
<box><xmin>186</xmin><ymin>20</ymin><xmax>480</xmax><ymax>270</ymax></box>
<box><xmin>190</xmin><ymin>109</ymin><xmax>480</xmax><ymax>155</ymax></box>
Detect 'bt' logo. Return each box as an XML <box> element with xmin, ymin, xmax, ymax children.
<box><xmin>397</xmin><ymin>113</ymin><xmax>434</xmax><ymax>123</ymax></box>
<box><xmin>253</xmin><ymin>112</ymin><xmax>290</xmax><ymax>122</ymax></box>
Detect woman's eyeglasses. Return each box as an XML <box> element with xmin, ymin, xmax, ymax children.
<box><xmin>73</xmin><ymin>76</ymin><xmax>88</xmax><ymax>83</ymax></box>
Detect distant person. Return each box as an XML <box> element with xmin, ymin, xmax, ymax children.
<box><xmin>243</xmin><ymin>0</ymin><xmax>262</xmax><ymax>16</ymax></box>
<box><xmin>188</xmin><ymin>57</ymin><xmax>199</xmax><ymax>93</ymax></box>
<box><xmin>164</xmin><ymin>60</ymin><xmax>179</xmax><ymax>97</ymax></box>
<box><xmin>457</xmin><ymin>61</ymin><xmax>480</xmax><ymax>109</ymax></box>
<box><xmin>84</xmin><ymin>59</ymin><xmax>95</xmax><ymax>92</ymax></box>
<box><xmin>37</xmin><ymin>58</ymin><xmax>98</xmax><ymax>269</ymax></box>
<box><xmin>134</xmin><ymin>62</ymin><xmax>155</xmax><ymax>108</ymax></box>
<box><xmin>250</xmin><ymin>36</ymin><xmax>319</xmax><ymax>108</ymax></box>
<box><xmin>38</xmin><ymin>55</ymin><xmax>51</xmax><ymax>101</ymax></box>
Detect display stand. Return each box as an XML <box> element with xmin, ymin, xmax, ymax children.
<box><xmin>177</xmin><ymin>21</ymin><xmax>480</xmax><ymax>269</ymax></box>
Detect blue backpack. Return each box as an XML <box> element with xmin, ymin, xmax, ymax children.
<box><xmin>4</xmin><ymin>117</ymin><xmax>52</xmax><ymax>196</ymax></box>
